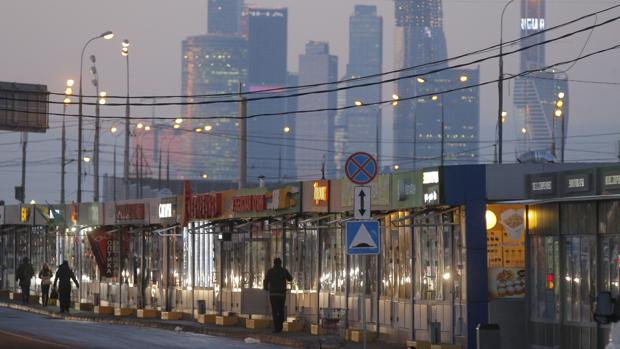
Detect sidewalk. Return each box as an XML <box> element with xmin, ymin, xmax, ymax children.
<box><xmin>0</xmin><ymin>297</ymin><xmax>404</xmax><ymax>349</ymax></box>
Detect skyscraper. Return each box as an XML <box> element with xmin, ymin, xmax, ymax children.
<box><xmin>514</xmin><ymin>0</ymin><xmax>569</xmax><ymax>161</ymax></box>
<box><xmin>392</xmin><ymin>0</ymin><xmax>479</xmax><ymax>170</ymax></box>
<box><xmin>181</xmin><ymin>35</ymin><xmax>248</xmax><ymax>180</ymax></box>
<box><xmin>246</xmin><ymin>7</ymin><xmax>289</xmax><ymax>182</ymax></box>
<box><xmin>208</xmin><ymin>0</ymin><xmax>243</xmax><ymax>35</ymax></box>
<box><xmin>295</xmin><ymin>42</ymin><xmax>338</xmax><ymax>180</ymax></box>
<box><xmin>343</xmin><ymin>5</ymin><xmax>383</xmax><ymax>168</ymax></box>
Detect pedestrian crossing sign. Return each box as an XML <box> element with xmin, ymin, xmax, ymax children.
<box><xmin>346</xmin><ymin>221</ymin><xmax>380</xmax><ymax>255</ymax></box>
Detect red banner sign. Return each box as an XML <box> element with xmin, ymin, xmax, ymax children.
<box><xmin>116</xmin><ymin>203</ymin><xmax>145</xmax><ymax>222</ymax></box>
<box><xmin>233</xmin><ymin>195</ymin><xmax>266</xmax><ymax>213</ymax></box>
<box><xmin>188</xmin><ymin>193</ymin><xmax>223</xmax><ymax>220</ymax></box>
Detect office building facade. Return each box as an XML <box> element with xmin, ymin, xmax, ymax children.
<box><xmin>207</xmin><ymin>0</ymin><xmax>243</xmax><ymax>35</ymax></box>
<box><xmin>295</xmin><ymin>42</ymin><xmax>338</xmax><ymax>180</ymax></box>
<box><xmin>514</xmin><ymin>0</ymin><xmax>569</xmax><ymax>161</ymax></box>
<box><xmin>181</xmin><ymin>35</ymin><xmax>248</xmax><ymax>180</ymax></box>
<box><xmin>246</xmin><ymin>7</ymin><xmax>290</xmax><ymax>183</ymax></box>
<box><xmin>343</xmin><ymin>5</ymin><xmax>383</xmax><ymax>169</ymax></box>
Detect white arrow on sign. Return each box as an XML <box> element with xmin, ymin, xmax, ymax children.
<box><xmin>354</xmin><ymin>186</ymin><xmax>371</xmax><ymax>220</ymax></box>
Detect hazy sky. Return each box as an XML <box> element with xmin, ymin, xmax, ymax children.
<box><xmin>1</xmin><ymin>0</ymin><xmax>619</xmax><ymax>204</ymax></box>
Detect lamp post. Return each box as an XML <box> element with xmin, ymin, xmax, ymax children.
<box><xmin>122</xmin><ymin>39</ymin><xmax>131</xmax><ymax>200</ymax></box>
<box><xmin>498</xmin><ymin>0</ymin><xmax>516</xmax><ymax>164</ymax></box>
<box><xmin>110</xmin><ymin>126</ymin><xmax>119</xmax><ymax>201</ymax></box>
<box><xmin>78</xmin><ymin>30</ymin><xmax>113</xmax><ymax>203</ymax></box>
<box><xmin>280</xmin><ymin>126</ymin><xmax>291</xmax><ymax>183</ymax></box>
<box><xmin>61</xmin><ymin>79</ymin><xmax>74</xmax><ymax>204</ymax></box>
<box><xmin>89</xmin><ymin>55</ymin><xmax>106</xmax><ymax>202</ymax></box>
<box><xmin>431</xmin><ymin>95</ymin><xmax>446</xmax><ymax>166</ymax></box>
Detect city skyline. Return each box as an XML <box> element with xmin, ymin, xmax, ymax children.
<box><xmin>0</xmin><ymin>0</ymin><xmax>618</xmax><ymax>204</ymax></box>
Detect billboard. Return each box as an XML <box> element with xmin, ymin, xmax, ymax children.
<box><xmin>0</xmin><ymin>81</ymin><xmax>49</xmax><ymax>133</ymax></box>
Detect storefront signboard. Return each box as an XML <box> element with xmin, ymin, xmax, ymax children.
<box><xmin>342</xmin><ymin>175</ymin><xmax>390</xmax><ymax>211</ymax></box>
<box><xmin>422</xmin><ymin>169</ymin><xmax>441</xmax><ymax>206</ymax></box>
<box><xmin>561</xmin><ymin>170</ymin><xmax>595</xmax><ymax>196</ymax></box>
<box><xmin>486</xmin><ymin>205</ymin><xmax>526</xmax><ymax>300</ymax></box>
<box><xmin>232</xmin><ymin>185</ymin><xmax>300</xmax><ymax>218</ymax></box>
<box><xmin>601</xmin><ymin>167</ymin><xmax>620</xmax><ymax>194</ymax></box>
<box><xmin>391</xmin><ymin>172</ymin><xmax>423</xmax><ymax>209</ymax></box>
<box><xmin>87</xmin><ymin>228</ymin><xmax>117</xmax><ymax>278</ymax></box>
<box><xmin>78</xmin><ymin>203</ymin><xmax>102</xmax><ymax>226</ymax></box>
<box><xmin>302</xmin><ymin>180</ymin><xmax>329</xmax><ymax>212</ymax></box>
<box><xmin>115</xmin><ymin>203</ymin><xmax>146</xmax><ymax>224</ymax></box>
<box><xmin>188</xmin><ymin>193</ymin><xmax>222</xmax><ymax>220</ymax></box>
<box><xmin>527</xmin><ymin>174</ymin><xmax>557</xmax><ymax>198</ymax></box>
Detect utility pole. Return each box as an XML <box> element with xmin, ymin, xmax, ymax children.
<box><xmin>166</xmin><ymin>149</ymin><xmax>170</xmax><ymax>188</ymax></box>
<box><xmin>238</xmin><ymin>83</ymin><xmax>247</xmax><ymax>189</ymax></box>
<box><xmin>561</xmin><ymin>114</ymin><xmax>566</xmax><ymax>163</ymax></box>
<box><xmin>440</xmin><ymin>99</ymin><xmax>445</xmax><ymax>167</ymax></box>
<box><xmin>61</xmin><ymin>103</ymin><xmax>67</xmax><ymax>204</ymax></box>
<box><xmin>123</xmin><ymin>42</ymin><xmax>131</xmax><ymax>201</ymax></box>
<box><xmin>94</xmin><ymin>89</ymin><xmax>101</xmax><ymax>202</ymax></box>
<box><xmin>135</xmin><ymin>143</ymin><xmax>139</xmax><ymax>199</ymax></box>
<box><xmin>20</xmin><ymin>132</ymin><xmax>28</xmax><ymax>204</ymax></box>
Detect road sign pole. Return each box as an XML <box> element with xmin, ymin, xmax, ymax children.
<box><xmin>363</xmin><ymin>255</ymin><xmax>368</xmax><ymax>349</ymax></box>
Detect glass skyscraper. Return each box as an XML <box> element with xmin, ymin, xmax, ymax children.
<box><xmin>246</xmin><ymin>7</ymin><xmax>290</xmax><ymax>183</ymax></box>
<box><xmin>342</xmin><ymin>5</ymin><xmax>383</xmax><ymax>170</ymax></box>
<box><xmin>514</xmin><ymin>0</ymin><xmax>569</xmax><ymax>162</ymax></box>
<box><xmin>392</xmin><ymin>0</ymin><xmax>479</xmax><ymax>169</ymax></box>
<box><xmin>295</xmin><ymin>41</ymin><xmax>338</xmax><ymax>180</ymax></box>
<box><xmin>181</xmin><ymin>35</ymin><xmax>248</xmax><ymax>180</ymax></box>
<box><xmin>207</xmin><ymin>0</ymin><xmax>243</xmax><ymax>35</ymax></box>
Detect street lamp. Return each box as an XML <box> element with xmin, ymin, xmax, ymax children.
<box><xmin>498</xmin><ymin>0</ymin><xmax>516</xmax><ymax>164</ymax></box>
<box><xmin>77</xmin><ymin>30</ymin><xmax>113</xmax><ymax>203</ymax></box>
<box><xmin>61</xmin><ymin>79</ymin><xmax>73</xmax><ymax>204</ymax></box>
<box><xmin>122</xmin><ymin>39</ymin><xmax>131</xmax><ymax>201</ymax></box>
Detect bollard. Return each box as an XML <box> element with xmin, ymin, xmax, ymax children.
<box><xmin>476</xmin><ymin>324</ymin><xmax>501</xmax><ymax>349</ymax></box>
<box><xmin>197</xmin><ymin>300</ymin><xmax>206</xmax><ymax>315</ymax></box>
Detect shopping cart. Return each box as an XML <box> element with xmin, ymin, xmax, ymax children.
<box><xmin>319</xmin><ymin>308</ymin><xmax>347</xmax><ymax>349</ymax></box>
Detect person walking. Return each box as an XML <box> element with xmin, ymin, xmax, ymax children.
<box><xmin>38</xmin><ymin>262</ymin><xmax>53</xmax><ymax>307</ymax></box>
<box><xmin>263</xmin><ymin>257</ymin><xmax>292</xmax><ymax>333</ymax></box>
<box><xmin>15</xmin><ymin>257</ymin><xmax>34</xmax><ymax>305</ymax></box>
<box><xmin>53</xmin><ymin>261</ymin><xmax>79</xmax><ymax>313</ymax></box>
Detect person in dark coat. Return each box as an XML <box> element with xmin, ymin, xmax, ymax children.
<box><xmin>263</xmin><ymin>257</ymin><xmax>292</xmax><ymax>333</ymax></box>
<box><xmin>53</xmin><ymin>261</ymin><xmax>79</xmax><ymax>313</ymax></box>
<box><xmin>16</xmin><ymin>257</ymin><xmax>34</xmax><ymax>304</ymax></box>
<box><xmin>38</xmin><ymin>262</ymin><xmax>53</xmax><ymax>307</ymax></box>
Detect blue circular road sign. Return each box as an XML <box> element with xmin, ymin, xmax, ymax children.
<box><xmin>345</xmin><ymin>152</ymin><xmax>378</xmax><ymax>185</ymax></box>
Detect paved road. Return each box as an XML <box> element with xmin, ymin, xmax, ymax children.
<box><xmin>0</xmin><ymin>307</ymin><xmax>286</xmax><ymax>349</ymax></box>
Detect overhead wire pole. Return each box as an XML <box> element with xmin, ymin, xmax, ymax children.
<box><xmin>122</xmin><ymin>39</ymin><xmax>131</xmax><ymax>200</ymax></box>
<box><xmin>238</xmin><ymin>83</ymin><xmax>247</xmax><ymax>189</ymax></box>
<box><xmin>498</xmin><ymin>0</ymin><xmax>516</xmax><ymax>164</ymax></box>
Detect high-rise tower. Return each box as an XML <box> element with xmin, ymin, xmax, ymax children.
<box><xmin>392</xmin><ymin>0</ymin><xmax>479</xmax><ymax>170</ymax></box>
<box><xmin>208</xmin><ymin>0</ymin><xmax>243</xmax><ymax>35</ymax></box>
<box><xmin>342</xmin><ymin>5</ymin><xmax>383</xmax><ymax>170</ymax></box>
<box><xmin>514</xmin><ymin>0</ymin><xmax>569</xmax><ymax>162</ymax></box>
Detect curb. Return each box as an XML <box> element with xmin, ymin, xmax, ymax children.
<box><xmin>0</xmin><ymin>301</ymin><xmax>313</xmax><ymax>348</ymax></box>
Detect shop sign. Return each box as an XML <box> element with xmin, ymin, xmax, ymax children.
<box><xmin>602</xmin><ymin>168</ymin><xmax>620</xmax><ymax>193</ymax></box>
<box><xmin>562</xmin><ymin>172</ymin><xmax>593</xmax><ymax>195</ymax></box>
<box><xmin>313</xmin><ymin>180</ymin><xmax>328</xmax><ymax>206</ymax></box>
<box><xmin>528</xmin><ymin>174</ymin><xmax>556</xmax><ymax>197</ymax></box>
<box><xmin>116</xmin><ymin>203</ymin><xmax>145</xmax><ymax>222</ymax></box>
<box><xmin>87</xmin><ymin>228</ymin><xmax>117</xmax><ymax>278</ymax></box>
<box><xmin>423</xmin><ymin>169</ymin><xmax>441</xmax><ymax>206</ymax></box>
<box><xmin>70</xmin><ymin>203</ymin><xmax>78</xmax><ymax>224</ymax></box>
<box><xmin>268</xmin><ymin>188</ymin><xmax>297</xmax><ymax>210</ymax></box>
<box><xmin>188</xmin><ymin>193</ymin><xmax>222</xmax><ymax>220</ymax></box>
<box><xmin>233</xmin><ymin>195</ymin><xmax>266</xmax><ymax>213</ymax></box>
<box><xmin>158</xmin><ymin>203</ymin><xmax>173</xmax><ymax>219</ymax></box>
<box><xmin>391</xmin><ymin>172</ymin><xmax>423</xmax><ymax>209</ymax></box>
<box><xmin>342</xmin><ymin>175</ymin><xmax>390</xmax><ymax>209</ymax></box>
<box><xmin>20</xmin><ymin>207</ymin><xmax>29</xmax><ymax>223</ymax></box>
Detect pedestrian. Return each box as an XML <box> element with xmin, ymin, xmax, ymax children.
<box><xmin>15</xmin><ymin>257</ymin><xmax>34</xmax><ymax>305</ymax></box>
<box><xmin>53</xmin><ymin>260</ymin><xmax>79</xmax><ymax>313</ymax></box>
<box><xmin>263</xmin><ymin>257</ymin><xmax>292</xmax><ymax>333</ymax></box>
<box><xmin>38</xmin><ymin>262</ymin><xmax>53</xmax><ymax>307</ymax></box>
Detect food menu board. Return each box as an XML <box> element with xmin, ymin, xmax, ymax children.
<box><xmin>487</xmin><ymin>205</ymin><xmax>526</xmax><ymax>299</ymax></box>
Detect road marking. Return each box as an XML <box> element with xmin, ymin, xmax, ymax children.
<box><xmin>0</xmin><ymin>328</ymin><xmax>75</xmax><ymax>348</ymax></box>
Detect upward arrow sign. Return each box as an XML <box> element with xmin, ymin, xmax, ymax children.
<box><xmin>354</xmin><ymin>186</ymin><xmax>371</xmax><ymax>220</ymax></box>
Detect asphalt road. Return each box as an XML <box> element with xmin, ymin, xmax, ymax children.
<box><xmin>0</xmin><ymin>307</ymin><xmax>286</xmax><ymax>349</ymax></box>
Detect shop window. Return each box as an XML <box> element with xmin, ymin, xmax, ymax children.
<box><xmin>600</xmin><ymin>201</ymin><xmax>620</xmax><ymax>234</ymax></box>
<box><xmin>320</xmin><ymin>218</ymin><xmax>345</xmax><ymax>294</ymax></box>
<box><xmin>600</xmin><ymin>236</ymin><xmax>620</xmax><ymax>298</ymax></box>
<box><xmin>529</xmin><ymin>236</ymin><xmax>560</xmax><ymax>321</ymax></box>
<box><xmin>561</xmin><ymin>202</ymin><xmax>596</xmax><ymax>235</ymax></box>
<box><xmin>289</xmin><ymin>222</ymin><xmax>318</xmax><ymax>292</ymax></box>
<box><xmin>0</xmin><ymin>231</ymin><xmax>16</xmax><ymax>290</ymax></box>
<box><xmin>562</xmin><ymin>236</ymin><xmax>595</xmax><ymax>323</ymax></box>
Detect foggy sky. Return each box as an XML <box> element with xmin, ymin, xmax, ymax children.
<box><xmin>1</xmin><ymin>0</ymin><xmax>619</xmax><ymax>204</ymax></box>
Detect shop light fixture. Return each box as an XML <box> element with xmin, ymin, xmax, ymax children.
<box><xmin>442</xmin><ymin>272</ymin><xmax>451</xmax><ymax>280</ymax></box>
<box><xmin>485</xmin><ymin>210</ymin><xmax>497</xmax><ymax>230</ymax></box>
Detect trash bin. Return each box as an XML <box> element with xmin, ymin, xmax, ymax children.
<box><xmin>197</xmin><ymin>300</ymin><xmax>206</xmax><ymax>315</ymax></box>
<box><xmin>430</xmin><ymin>322</ymin><xmax>441</xmax><ymax>344</ymax></box>
<box><xmin>476</xmin><ymin>323</ymin><xmax>501</xmax><ymax>349</ymax></box>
